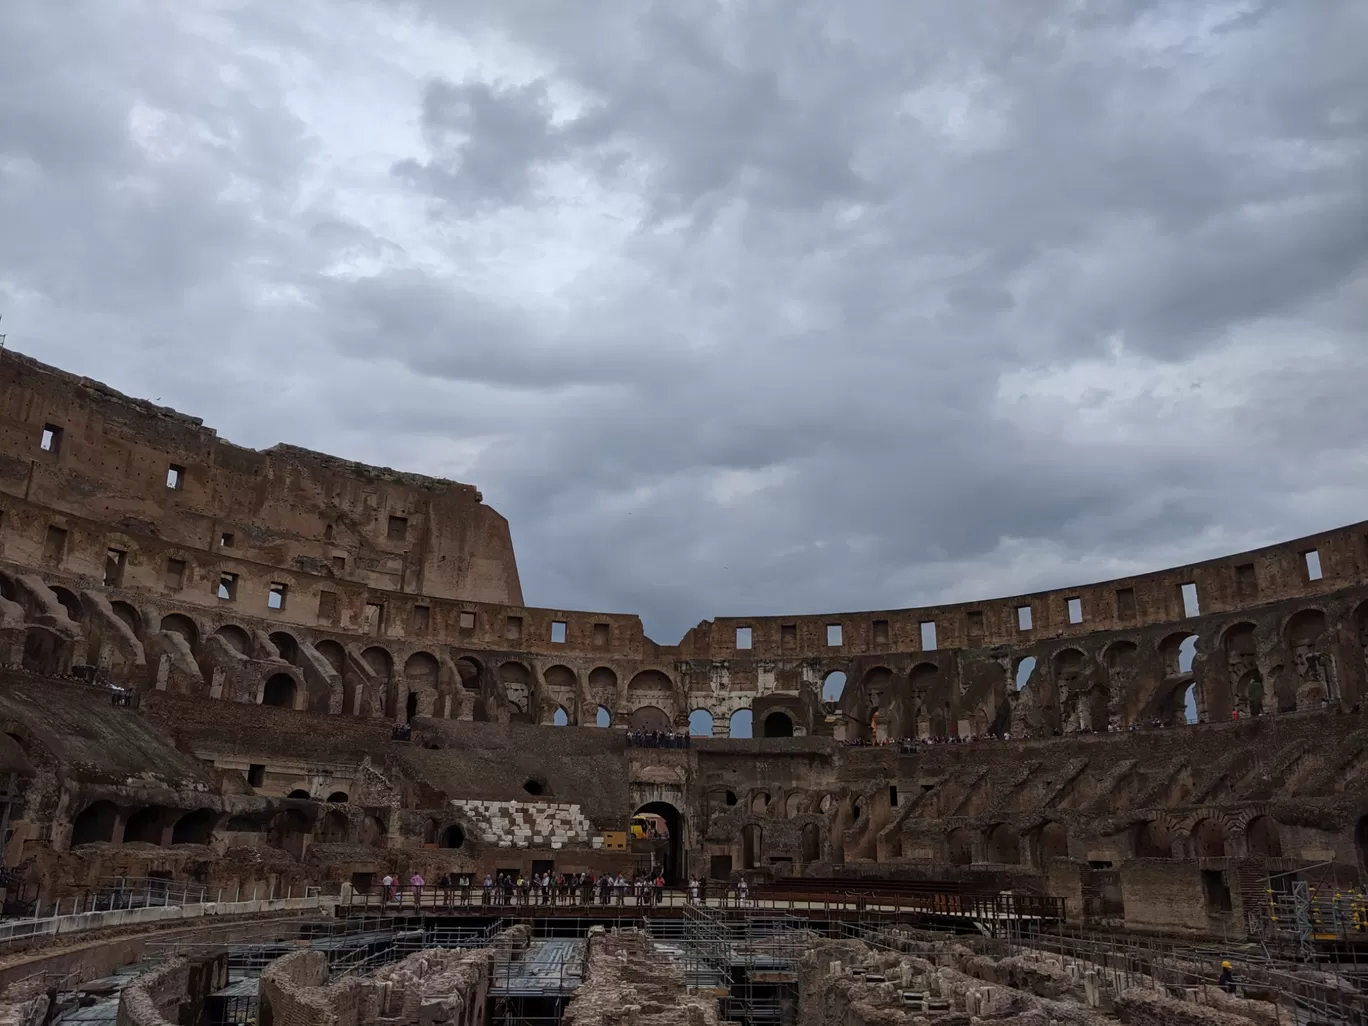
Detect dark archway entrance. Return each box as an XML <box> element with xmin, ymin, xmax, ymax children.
<box><xmin>262</xmin><ymin>674</ymin><xmax>296</xmax><ymax>709</ymax></box>
<box><xmin>762</xmin><ymin>712</ymin><xmax>794</xmax><ymax>737</ymax></box>
<box><xmin>634</xmin><ymin>801</ymin><xmax>684</xmax><ymax>885</ymax></box>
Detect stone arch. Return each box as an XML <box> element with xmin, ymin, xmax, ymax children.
<box><xmin>588</xmin><ymin>666</ymin><xmax>617</xmax><ymax>690</ymax></box>
<box><xmin>1191</xmin><ymin>818</ymin><xmax>1227</xmax><ymax>858</ymax></box>
<box><xmin>728</xmin><ymin>708</ymin><xmax>753</xmax><ymax>738</ymax></box>
<box><xmin>762</xmin><ymin>710</ymin><xmax>794</xmax><ymax>737</ymax></box>
<box><xmin>160</xmin><ymin>613</ymin><xmax>199</xmax><ymax>650</ymax></box>
<box><xmin>111</xmin><ymin>601</ymin><xmax>142</xmax><ymax>636</ymax></box>
<box><xmin>362</xmin><ymin>646</ymin><xmax>394</xmax><ymax>681</ymax></box>
<box><xmin>270</xmin><ymin>631</ymin><xmax>299</xmax><ymax>664</ymax></box>
<box><xmin>1158</xmin><ymin>632</ymin><xmax>1198</xmax><ymax>677</ymax></box>
<box><xmin>821</xmin><ymin>671</ymin><xmax>846</xmax><ymax>703</ymax></box>
<box><xmin>70</xmin><ymin>800</ymin><xmax>118</xmax><ymax>846</ymax></box>
<box><xmin>214</xmin><ymin>624</ymin><xmax>251</xmax><ymax>656</ymax></box>
<box><xmin>316</xmin><ymin>639</ymin><xmax>345</xmax><ymax>674</ymax></box>
<box><xmin>784</xmin><ymin>793</ymin><xmax>806</xmax><ymax>818</ymax></box>
<box><xmin>171</xmin><ymin>808</ymin><xmax>217</xmax><ymax>845</ymax></box>
<box><xmin>595</xmin><ymin>705</ymin><xmax>612</xmax><ymax>727</ymax></box>
<box><xmin>908</xmin><ymin>662</ymin><xmax>943</xmax><ymax>736</ymax></box>
<box><xmin>946</xmin><ymin>828</ymin><xmax>974</xmax><ymax>866</ymax></box>
<box><xmin>1285</xmin><ymin>608</ymin><xmax>1334</xmax><ymax>708</ymax></box>
<box><xmin>22</xmin><ymin>627</ymin><xmax>65</xmax><ymax>675</ymax></box>
<box><xmin>629</xmin><ymin>706</ymin><xmax>670</xmax><ymax>731</ymax></box>
<box><xmin>359</xmin><ymin>814</ymin><xmax>387</xmax><ymax>847</ymax></box>
<box><xmin>689</xmin><ymin>709</ymin><xmax>714</xmax><ymax>736</ymax></box>
<box><xmin>500</xmin><ymin>661</ymin><xmax>533</xmax><ymax>721</ymax></box>
<box><xmin>124</xmin><ymin>806</ymin><xmax>167</xmax><ymax>845</ymax></box>
<box><xmin>405</xmin><ymin>651</ymin><xmax>439</xmax><ymax>688</ymax></box>
<box><xmin>327</xmin><ymin>791</ymin><xmax>349</xmax><ymax>803</ymax></box>
<box><xmin>441</xmin><ymin>824</ymin><xmax>465</xmax><ymax>849</ymax></box>
<box><xmin>318</xmin><ymin>809</ymin><xmax>349</xmax><ymax>843</ymax></box>
<box><xmin>1037</xmin><ymin>822</ymin><xmax>1070</xmax><ymax>864</ymax></box>
<box><xmin>262</xmin><ymin>673</ymin><xmax>297</xmax><ymax>709</ymax></box>
<box><xmin>1133</xmin><ymin>820</ymin><xmax>1173</xmax><ymax>858</ymax></box>
<box><xmin>50</xmin><ymin>586</ymin><xmax>83</xmax><ymax>623</ymax></box>
<box><xmin>985</xmin><ymin>823</ymin><xmax>1020</xmax><ymax>864</ymax></box>
<box><xmin>544</xmin><ymin>664</ymin><xmax>576</xmax><ymax>689</ymax></box>
<box><xmin>1014</xmin><ymin>656</ymin><xmax>1037</xmax><ymax>691</ymax></box>
<box><xmin>552</xmin><ymin>707</ymin><xmax>569</xmax><ymax>726</ymax></box>
<box><xmin>750</xmin><ymin>791</ymin><xmax>770</xmax><ymax>814</ymax></box>
<box><xmin>1244</xmin><ymin>815</ymin><xmax>1282</xmax><ymax>858</ymax></box>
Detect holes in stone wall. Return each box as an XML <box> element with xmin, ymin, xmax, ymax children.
<box><xmin>919</xmin><ymin>621</ymin><xmax>937</xmax><ymax>651</ymax></box>
<box><xmin>1116</xmin><ymin>587</ymin><xmax>1137</xmax><ymax>620</ymax></box>
<box><xmin>1015</xmin><ymin>657</ymin><xmax>1037</xmax><ymax>691</ymax></box>
<box><xmin>596</xmin><ymin>705</ymin><xmax>612</xmax><ymax>727</ymax></box>
<box><xmin>1235</xmin><ymin>563</ymin><xmax>1258</xmax><ymax>598</ymax></box>
<box><xmin>332</xmin><ymin>555</ymin><xmax>346</xmax><ymax>575</ymax></box>
<box><xmin>387</xmin><ymin>515</ymin><xmax>408</xmax><ymax>542</ymax></box>
<box><xmin>166</xmin><ymin>465</ymin><xmax>184</xmax><ymax>490</ymax></box>
<box><xmin>781</xmin><ymin>624</ymin><xmax>797</xmax><ymax>650</ymax></box>
<box><xmin>1017</xmin><ymin>605</ymin><xmax>1033</xmax><ymax>631</ymax></box>
<box><xmin>689</xmin><ymin>709</ymin><xmax>714</xmax><ymax>736</ymax></box>
<box><xmin>826</xmin><ymin>624</ymin><xmax>843</xmax><ymax>647</ymax></box>
<box><xmin>262</xmin><ymin>674</ymin><xmax>297</xmax><ymax>708</ymax></box>
<box><xmin>506</xmin><ymin>616</ymin><xmax>523</xmax><ymax>641</ymax></box>
<box><xmin>736</xmin><ymin>626</ymin><xmax>753</xmax><ymax>649</ymax></box>
<box><xmin>552</xmin><ymin>707</ymin><xmax>569</xmax><ymax>726</ymax></box>
<box><xmin>729</xmin><ymin>709</ymin><xmax>754</xmax><ymax>738</ymax></box>
<box><xmin>247</xmin><ymin>764</ymin><xmax>265</xmax><ymax>787</ymax></box>
<box><xmin>164</xmin><ymin>558</ymin><xmax>186</xmax><ymax>590</ymax></box>
<box><xmin>43</xmin><ymin>525</ymin><xmax>67</xmax><ymax>565</ymax></box>
<box><xmin>460</xmin><ymin>610</ymin><xmax>476</xmax><ymax>631</ymax></box>
<box><xmin>872</xmin><ymin>619</ymin><xmax>889</xmax><ymax>647</ymax></box>
<box><xmin>1067</xmin><ymin>597</ymin><xmax>1083</xmax><ymax>624</ymax></box>
<box><xmin>551</xmin><ymin>620</ymin><xmax>567</xmax><ymax>644</ymax></box>
<box><xmin>219</xmin><ymin>532</ymin><xmax>234</xmax><ymax>548</ymax></box>
<box><xmin>592</xmin><ymin>622</ymin><xmax>610</xmax><ymax>647</ymax></box>
<box><xmin>523</xmin><ymin>778</ymin><xmax>546</xmax><ymax>796</ymax></box>
<box><xmin>217</xmin><ymin>573</ymin><xmax>238</xmax><ymax>602</ymax></box>
<box><xmin>318</xmin><ymin>591</ymin><xmax>338</xmax><ymax>621</ymax></box>
<box><xmin>268</xmin><ymin>583</ymin><xmax>287</xmax><ymax>610</ymax></box>
<box><xmin>364</xmin><ymin>602</ymin><xmax>384</xmax><ymax>634</ymax></box>
<box><xmin>821</xmin><ymin>671</ymin><xmax>846</xmax><ymax>703</ymax></box>
<box><xmin>412</xmin><ymin>605</ymin><xmax>430</xmax><ymax>632</ymax></box>
<box><xmin>104</xmin><ymin>548</ymin><xmax>126</xmax><ymax>588</ymax></box>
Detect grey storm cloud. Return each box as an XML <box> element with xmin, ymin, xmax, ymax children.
<box><xmin>0</xmin><ymin>0</ymin><xmax>1366</xmax><ymax>642</ymax></box>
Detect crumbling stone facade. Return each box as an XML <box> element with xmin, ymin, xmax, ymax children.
<box><xmin>1</xmin><ymin>348</ymin><xmax>1368</xmax><ymax>939</ymax></box>
<box><xmin>562</xmin><ymin>929</ymin><xmax>719</xmax><ymax>1026</ymax></box>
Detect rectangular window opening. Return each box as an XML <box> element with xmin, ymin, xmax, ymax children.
<box><xmin>1016</xmin><ymin>605</ymin><xmax>1033</xmax><ymax>631</ymax></box>
<box><xmin>1201</xmin><ymin>869</ymin><xmax>1232</xmax><ymax>913</ymax></box>
<box><xmin>164</xmin><ymin>558</ymin><xmax>186</xmax><ymax>590</ymax></box>
<box><xmin>966</xmin><ymin>610</ymin><xmax>984</xmax><ymax>638</ymax></box>
<box><xmin>412</xmin><ymin>605</ymin><xmax>430</xmax><ymax>632</ymax></box>
<box><xmin>1303</xmin><ymin>549</ymin><xmax>1323</xmax><ymax>581</ymax></box>
<box><xmin>872</xmin><ymin>619</ymin><xmax>890</xmax><ymax>646</ymax></box>
<box><xmin>1235</xmin><ymin>563</ymin><xmax>1258</xmax><ymax>599</ymax></box>
<box><xmin>39</xmin><ymin>424</ymin><xmax>63</xmax><ymax>454</ymax></box>
<box><xmin>1116</xmin><ymin>587</ymin><xmax>1137</xmax><ymax>621</ymax></box>
<box><xmin>43</xmin><ymin>525</ymin><xmax>67</xmax><ymax>565</ymax></box>
<box><xmin>551</xmin><ymin>620</ymin><xmax>568</xmax><ymax>644</ymax></box>
<box><xmin>506</xmin><ymin>616</ymin><xmax>523</xmax><ymax>641</ymax></box>
<box><xmin>919</xmin><ymin>621</ymin><xmax>937</xmax><ymax>651</ymax></box>
<box><xmin>1066</xmin><ymin>597</ymin><xmax>1083</xmax><ymax>624</ymax></box>
<box><xmin>387</xmin><ymin>515</ymin><xmax>408</xmax><ymax>542</ymax></box>
<box><xmin>888</xmin><ymin>785</ymin><xmax>899</xmax><ymax>807</ymax></box>
<box><xmin>217</xmin><ymin>572</ymin><xmax>238</xmax><ymax>602</ymax></box>
<box><xmin>1180</xmin><ymin>582</ymin><xmax>1200</xmax><ymax>618</ymax></box>
<box><xmin>104</xmin><ymin>548</ymin><xmax>127</xmax><ymax>588</ymax></box>
<box><xmin>735</xmin><ymin>626</ymin><xmax>752</xmax><ymax>650</ymax></box>
<box><xmin>363</xmin><ymin>602</ymin><xmax>384</xmax><ymax>634</ymax></box>
<box><xmin>459</xmin><ymin>610</ymin><xmax>477</xmax><ymax>631</ymax></box>
<box><xmin>268</xmin><ymin>583</ymin><xmax>287</xmax><ymax>610</ymax></box>
<box><xmin>247</xmin><ymin>764</ymin><xmax>265</xmax><ymax>788</ymax></box>
<box><xmin>331</xmin><ymin>555</ymin><xmax>346</xmax><ymax>575</ymax></box>
<box><xmin>219</xmin><ymin>532</ymin><xmax>234</xmax><ymax>548</ymax></box>
<box><xmin>318</xmin><ymin>591</ymin><xmax>338</xmax><ymax>621</ymax></box>
<box><xmin>166</xmin><ymin>464</ymin><xmax>185</xmax><ymax>490</ymax></box>
<box><xmin>780</xmin><ymin>624</ymin><xmax>797</xmax><ymax>650</ymax></box>
<box><xmin>826</xmin><ymin>623</ymin><xmax>843</xmax><ymax>647</ymax></box>
<box><xmin>592</xmin><ymin>622</ymin><xmax>610</xmax><ymax>647</ymax></box>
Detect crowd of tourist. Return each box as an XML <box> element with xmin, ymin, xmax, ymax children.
<box><xmin>371</xmin><ymin>867</ymin><xmax>727</xmax><ymax>907</ymax></box>
<box><xmin>625</xmin><ymin>729</ymin><xmax>691</xmax><ymax>749</ymax></box>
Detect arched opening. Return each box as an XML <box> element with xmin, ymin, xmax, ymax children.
<box><xmin>271</xmin><ymin>809</ymin><xmax>311</xmax><ymax>858</ymax></box>
<box><xmin>635</xmin><ymin>801</ymin><xmax>684</xmax><ymax>883</ymax></box>
<box><xmin>500</xmin><ymin>661</ymin><xmax>533</xmax><ymax>723</ymax></box>
<box><xmin>214</xmin><ymin>624</ymin><xmax>251</xmax><ymax>656</ymax></box>
<box><xmin>441</xmin><ymin>824</ymin><xmax>465</xmax><ymax>849</ymax></box>
<box><xmin>762</xmin><ymin>711</ymin><xmax>794</xmax><ymax>737</ymax></box>
<box><xmin>596</xmin><ymin>705</ymin><xmax>613</xmax><ymax>727</ymax></box>
<box><xmin>51</xmin><ymin>587</ymin><xmax>83</xmax><ymax>623</ymax></box>
<box><xmin>1183</xmin><ymin>683</ymin><xmax>1198</xmax><ymax>724</ymax></box>
<box><xmin>728</xmin><ymin>709</ymin><xmax>753</xmax><ymax>738</ymax></box>
<box><xmin>160</xmin><ymin>614</ymin><xmax>199</xmax><ymax>650</ymax></box>
<box><xmin>750</xmin><ymin>791</ymin><xmax>770</xmax><ymax>814</ymax></box>
<box><xmin>1192</xmin><ymin>818</ymin><xmax>1226</xmax><ymax>858</ymax></box>
<box><xmin>1015</xmin><ymin>656</ymin><xmax>1037</xmax><ymax>691</ymax></box>
<box><xmin>524</xmin><ymin>778</ymin><xmax>547</xmax><ymax>796</ymax></box>
<box><xmin>784</xmin><ymin>793</ymin><xmax>805</xmax><ymax>818</ymax></box>
<box><xmin>22</xmin><ymin>628</ymin><xmax>63</xmax><ymax>675</ymax></box>
<box><xmin>821</xmin><ymin>671</ymin><xmax>846</xmax><ymax>703</ymax></box>
<box><xmin>111</xmin><ymin>601</ymin><xmax>141</xmax><ymax>636</ymax></box>
<box><xmin>262</xmin><ymin>674</ymin><xmax>297</xmax><ymax>709</ymax></box>
<box><xmin>316</xmin><ymin>639</ymin><xmax>345</xmax><ymax>674</ymax></box>
<box><xmin>1245</xmin><ymin>816</ymin><xmax>1282</xmax><ymax>858</ymax></box>
<box><xmin>123</xmin><ymin>807</ymin><xmax>166</xmax><ymax>845</ymax></box>
<box><xmin>318</xmin><ymin>810</ymin><xmax>349</xmax><ymax>843</ymax></box>
<box><xmin>741</xmin><ymin>823</ymin><xmax>762</xmax><ymax>870</ymax></box>
<box><xmin>288</xmin><ymin>790</ymin><xmax>311</xmax><ymax>799</ymax></box>
<box><xmin>172</xmin><ymin>808</ymin><xmax>216</xmax><ymax>845</ymax></box>
<box><xmin>1038</xmin><ymin>822</ymin><xmax>1070</xmax><ymax>864</ymax></box>
<box><xmin>404</xmin><ymin>651</ymin><xmax>439</xmax><ymax>688</ymax></box>
<box><xmin>628</xmin><ymin>669</ymin><xmax>673</xmax><ymax>692</ymax></box>
<box><xmin>1133</xmin><ymin>820</ymin><xmax>1174</xmax><ymax>858</ymax></box>
<box><xmin>70</xmin><ymin>801</ymin><xmax>117</xmax><ymax>845</ymax></box>
<box><xmin>801</xmin><ymin>823</ymin><xmax>821</xmax><ymax>862</ymax></box>
<box><xmin>1158</xmin><ymin>633</ymin><xmax>1199</xmax><ymax>677</ymax></box>
<box><xmin>270</xmin><ymin>631</ymin><xmax>299</xmax><ymax>664</ymax></box>
<box><xmin>689</xmin><ymin>709</ymin><xmax>714</xmax><ymax>736</ymax></box>
<box><xmin>946</xmin><ymin>828</ymin><xmax>974</xmax><ymax>866</ymax></box>
<box><xmin>553</xmin><ymin>707</ymin><xmax>569</xmax><ymax>726</ymax></box>
<box><xmin>327</xmin><ymin>791</ymin><xmax>349</xmax><ymax>804</ymax></box>
<box><xmin>359</xmin><ymin>815</ymin><xmax>387</xmax><ymax>847</ymax></box>
<box><xmin>986</xmin><ymin>824</ymin><xmax>1020</xmax><ymax>864</ymax></box>
<box><xmin>629</xmin><ymin>706</ymin><xmax>670</xmax><ymax>731</ymax></box>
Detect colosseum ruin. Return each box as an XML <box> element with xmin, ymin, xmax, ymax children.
<box><xmin>1</xmin><ymin>346</ymin><xmax>1367</xmax><ymax>1025</ymax></box>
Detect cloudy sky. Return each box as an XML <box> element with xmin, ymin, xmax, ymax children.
<box><xmin>1</xmin><ymin>1</ymin><xmax>1365</xmax><ymax>644</ymax></box>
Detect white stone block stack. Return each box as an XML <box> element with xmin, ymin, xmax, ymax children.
<box><xmin>448</xmin><ymin>799</ymin><xmax>603</xmax><ymax>849</ymax></box>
